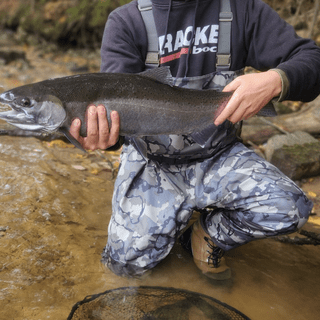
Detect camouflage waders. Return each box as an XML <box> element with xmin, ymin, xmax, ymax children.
<box><xmin>101</xmin><ymin>71</ymin><xmax>312</xmax><ymax>277</ymax></box>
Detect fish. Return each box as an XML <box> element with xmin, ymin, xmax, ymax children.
<box><xmin>0</xmin><ymin>67</ymin><xmax>276</xmax><ymax>150</ymax></box>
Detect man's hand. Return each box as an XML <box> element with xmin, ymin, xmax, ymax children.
<box><xmin>214</xmin><ymin>70</ymin><xmax>282</xmax><ymax>125</ymax></box>
<box><xmin>69</xmin><ymin>104</ymin><xmax>120</xmax><ymax>151</ymax></box>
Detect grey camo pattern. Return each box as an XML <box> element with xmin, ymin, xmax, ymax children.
<box><xmin>101</xmin><ymin>70</ymin><xmax>312</xmax><ymax>277</ymax></box>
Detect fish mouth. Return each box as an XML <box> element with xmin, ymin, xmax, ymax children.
<box><xmin>0</xmin><ymin>92</ymin><xmax>17</xmax><ymax>121</ymax></box>
<box><xmin>0</xmin><ymin>92</ymin><xmax>14</xmax><ymax>113</ymax></box>
<box><xmin>0</xmin><ymin>92</ymin><xmax>45</xmax><ymax>131</ymax></box>
<box><xmin>0</xmin><ymin>103</ymin><xmax>12</xmax><ymax>113</ymax></box>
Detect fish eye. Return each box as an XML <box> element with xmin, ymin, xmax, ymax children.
<box><xmin>20</xmin><ymin>98</ymin><xmax>31</xmax><ymax>108</ymax></box>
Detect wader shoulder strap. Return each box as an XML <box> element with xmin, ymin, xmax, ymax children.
<box><xmin>138</xmin><ymin>0</ymin><xmax>232</xmax><ymax>71</ymax></box>
<box><xmin>138</xmin><ymin>0</ymin><xmax>159</xmax><ymax>68</ymax></box>
<box><xmin>216</xmin><ymin>0</ymin><xmax>233</xmax><ymax>72</ymax></box>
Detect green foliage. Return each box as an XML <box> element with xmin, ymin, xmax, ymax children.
<box><xmin>90</xmin><ymin>0</ymin><xmax>131</xmax><ymax>27</ymax></box>
<box><xmin>66</xmin><ymin>0</ymin><xmax>131</xmax><ymax>27</ymax></box>
<box><xmin>0</xmin><ymin>2</ymin><xmax>31</xmax><ymax>29</ymax></box>
<box><xmin>90</xmin><ymin>0</ymin><xmax>114</xmax><ymax>27</ymax></box>
<box><xmin>67</xmin><ymin>0</ymin><xmax>92</xmax><ymax>23</ymax></box>
<box><xmin>0</xmin><ymin>0</ymin><xmax>132</xmax><ymax>48</ymax></box>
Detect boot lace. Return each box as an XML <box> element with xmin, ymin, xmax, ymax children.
<box><xmin>204</xmin><ymin>236</ymin><xmax>225</xmax><ymax>268</ymax></box>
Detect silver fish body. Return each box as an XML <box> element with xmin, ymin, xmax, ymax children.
<box><xmin>0</xmin><ymin>67</ymin><xmax>276</xmax><ymax>148</ymax></box>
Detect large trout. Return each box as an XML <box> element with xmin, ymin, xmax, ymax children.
<box><xmin>0</xmin><ymin>67</ymin><xmax>276</xmax><ymax>149</ymax></box>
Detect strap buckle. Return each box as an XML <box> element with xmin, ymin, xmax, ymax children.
<box><xmin>138</xmin><ymin>1</ymin><xmax>152</xmax><ymax>12</ymax></box>
<box><xmin>216</xmin><ymin>54</ymin><xmax>231</xmax><ymax>67</ymax></box>
<box><xmin>219</xmin><ymin>12</ymin><xmax>233</xmax><ymax>22</ymax></box>
<box><xmin>145</xmin><ymin>52</ymin><xmax>159</xmax><ymax>66</ymax></box>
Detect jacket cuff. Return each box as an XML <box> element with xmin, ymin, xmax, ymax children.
<box><xmin>270</xmin><ymin>68</ymin><xmax>289</xmax><ymax>102</ymax></box>
<box><xmin>105</xmin><ymin>136</ymin><xmax>124</xmax><ymax>151</ymax></box>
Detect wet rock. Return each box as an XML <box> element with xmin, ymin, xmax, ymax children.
<box><xmin>265</xmin><ymin>131</ymin><xmax>318</xmax><ymax>161</ymax></box>
<box><xmin>265</xmin><ymin>131</ymin><xmax>320</xmax><ymax>180</ymax></box>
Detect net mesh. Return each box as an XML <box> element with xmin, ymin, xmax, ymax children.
<box><xmin>68</xmin><ymin>286</ymin><xmax>250</xmax><ymax>320</ymax></box>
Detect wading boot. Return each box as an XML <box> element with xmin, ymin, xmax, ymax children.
<box><xmin>191</xmin><ymin>218</ymin><xmax>231</xmax><ymax>280</ymax></box>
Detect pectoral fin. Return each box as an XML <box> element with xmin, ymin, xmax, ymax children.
<box><xmin>59</xmin><ymin>127</ymin><xmax>87</xmax><ymax>153</ymax></box>
<box><xmin>190</xmin><ymin>124</ymin><xmax>217</xmax><ymax>147</ymax></box>
<box><xmin>257</xmin><ymin>101</ymin><xmax>277</xmax><ymax>117</ymax></box>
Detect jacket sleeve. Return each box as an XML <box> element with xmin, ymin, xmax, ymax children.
<box><xmin>100</xmin><ymin>2</ymin><xmax>148</xmax><ymax>150</ymax></box>
<box><xmin>232</xmin><ymin>0</ymin><xmax>320</xmax><ymax>102</ymax></box>
<box><xmin>100</xmin><ymin>2</ymin><xmax>147</xmax><ymax>74</ymax></box>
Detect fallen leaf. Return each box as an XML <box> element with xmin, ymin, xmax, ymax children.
<box><xmin>307</xmin><ymin>191</ymin><xmax>317</xmax><ymax>198</ymax></box>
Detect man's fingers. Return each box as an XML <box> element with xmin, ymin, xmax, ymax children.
<box><xmin>96</xmin><ymin>105</ymin><xmax>117</xmax><ymax>150</ymax></box>
<box><xmin>86</xmin><ymin>105</ymin><xmax>99</xmax><ymax>136</ymax></box>
<box><xmin>85</xmin><ymin>105</ymin><xmax>100</xmax><ymax>149</ymax></box>
<box><xmin>222</xmin><ymin>79</ymin><xmax>238</xmax><ymax>93</ymax></box>
<box><xmin>97</xmin><ymin>105</ymin><xmax>110</xmax><ymax>141</ymax></box>
<box><xmin>68</xmin><ymin>104</ymin><xmax>120</xmax><ymax>151</ymax></box>
<box><xmin>214</xmin><ymin>78</ymin><xmax>243</xmax><ymax>125</ymax></box>
<box><xmin>227</xmin><ymin>102</ymin><xmax>246</xmax><ymax>123</ymax></box>
<box><xmin>87</xmin><ymin>105</ymin><xmax>120</xmax><ymax>150</ymax></box>
<box><xmin>96</xmin><ymin>109</ymin><xmax>120</xmax><ymax>149</ymax></box>
<box><xmin>69</xmin><ymin>118</ymin><xmax>82</xmax><ymax>141</ymax></box>
<box><xmin>214</xmin><ymin>90</ymin><xmax>240</xmax><ymax>125</ymax></box>
<box><xmin>108</xmin><ymin>111</ymin><xmax>120</xmax><ymax>146</ymax></box>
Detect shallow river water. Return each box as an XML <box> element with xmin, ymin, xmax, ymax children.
<box><xmin>0</xmin><ymin>134</ymin><xmax>319</xmax><ymax>320</ymax></box>
<box><xmin>0</xmin><ymin>38</ymin><xmax>320</xmax><ymax>320</ymax></box>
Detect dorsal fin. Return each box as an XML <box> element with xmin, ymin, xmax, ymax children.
<box><xmin>138</xmin><ymin>66</ymin><xmax>174</xmax><ymax>87</ymax></box>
